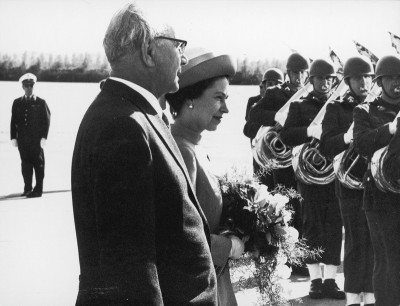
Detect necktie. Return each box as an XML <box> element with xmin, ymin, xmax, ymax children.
<box><xmin>161</xmin><ymin>112</ymin><xmax>170</xmax><ymax>129</ymax></box>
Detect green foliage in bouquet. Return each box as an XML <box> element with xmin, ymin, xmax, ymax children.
<box><xmin>218</xmin><ymin>168</ymin><xmax>321</xmax><ymax>305</ymax></box>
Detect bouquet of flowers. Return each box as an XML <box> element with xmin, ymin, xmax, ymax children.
<box><xmin>218</xmin><ymin>168</ymin><xmax>320</xmax><ymax>305</ymax></box>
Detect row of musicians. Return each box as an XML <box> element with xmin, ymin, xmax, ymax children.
<box><xmin>243</xmin><ymin>53</ymin><xmax>400</xmax><ymax>306</ymax></box>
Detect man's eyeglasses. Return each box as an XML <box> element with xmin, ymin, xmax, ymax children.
<box><xmin>154</xmin><ymin>36</ymin><xmax>187</xmax><ymax>55</ymax></box>
<box><xmin>23</xmin><ymin>83</ymin><xmax>34</xmax><ymax>88</ymax></box>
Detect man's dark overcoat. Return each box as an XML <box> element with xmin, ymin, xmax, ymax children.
<box><xmin>71</xmin><ymin>79</ymin><xmax>217</xmax><ymax>306</ymax></box>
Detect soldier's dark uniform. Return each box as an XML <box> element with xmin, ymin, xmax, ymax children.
<box><xmin>353</xmin><ymin>54</ymin><xmax>400</xmax><ymax>306</ymax></box>
<box><xmin>246</xmin><ymin>54</ymin><xmax>310</xmax><ymax>251</ymax></box>
<box><xmin>10</xmin><ymin>95</ymin><xmax>51</xmax><ymax>195</ymax></box>
<box><xmin>320</xmin><ymin>93</ymin><xmax>373</xmax><ymax>295</ymax></box>
<box><xmin>354</xmin><ymin>97</ymin><xmax>400</xmax><ymax>306</ymax></box>
<box><xmin>243</xmin><ymin>69</ymin><xmax>285</xmax><ymax>190</ymax></box>
<box><xmin>280</xmin><ymin>91</ymin><xmax>342</xmax><ymax>267</ymax></box>
<box><xmin>247</xmin><ymin>83</ymin><xmax>303</xmax><ymax>226</ymax></box>
<box><xmin>243</xmin><ymin>94</ymin><xmax>262</xmax><ymax>138</ymax></box>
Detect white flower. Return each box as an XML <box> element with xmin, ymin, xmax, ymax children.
<box><xmin>282</xmin><ymin>210</ymin><xmax>292</xmax><ymax>224</ymax></box>
<box><xmin>274</xmin><ymin>225</ymin><xmax>299</xmax><ymax>243</ymax></box>
<box><xmin>275</xmin><ymin>264</ymin><xmax>292</xmax><ymax>279</ymax></box>
<box><xmin>286</xmin><ymin>226</ymin><xmax>299</xmax><ymax>242</ymax></box>
<box><xmin>276</xmin><ymin>252</ymin><xmax>288</xmax><ymax>265</ymax></box>
<box><xmin>272</xmin><ymin>194</ymin><xmax>289</xmax><ymax>215</ymax></box>
<box><xmin>253</xmin><ymin>184</ymin><xmax>272</xmax><ymax>208</ymax></box>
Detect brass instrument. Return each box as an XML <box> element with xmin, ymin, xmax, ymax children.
<box><xmin>371</xmin><ymin>111</ymin><xmax>400</xmax><ymax>194</ymax></box>
<box><xmin>333</xmin><ymin>85</ymin><xmax>381</xmax><ymax>189</ymax></box>
<box><xmin>252</xmin><ymin>83</ymin><xmax>313</xmax><ymax>169</ymax></box>
<box><xmin>334</xmin><ymin>144</ymin><xmax>366</xmax><ymax>190</ymax></box>
<box><xmin>252</xmin><ymin>124</ymin><xmax>292</xmax><ymax>169</ymax></box>
<box><xmin>292</xmin><ymin>80</ymin><xmax>348</xmax><ymax>185</ymax></box>
<box><xmin>292</xmin><ymin>138</ymin><xmax>336</xmax><ymax>185</ymax></box>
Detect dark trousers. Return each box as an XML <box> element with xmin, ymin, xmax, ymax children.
<box><xmin>340</xmin><ymin>196</ymin><xmax>373</xmax><ymax>293</ymax></box>
<box><xmin>365</xmin><ymin>209</ymin><xmax>400</xmax><ymax>306</ymax></box>
<box><xmin>298</xmin><ymin>181</ymin><xmax>342</xmax><ymax>265</ymax></box>
<box><xmin>273</xmin><ymin>167</ymin><xmax>302</xmax><ymax>236</ymax></box>
<box><xmin>18</xmin><ymin>144</ymin><xmax>45</xmax><ymax>192</ymax></box>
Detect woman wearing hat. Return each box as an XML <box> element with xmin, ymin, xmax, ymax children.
<box><xmin>165</xmin><ymin>48</ymin><xmax>243</xmax><ymax>306</ymax></box>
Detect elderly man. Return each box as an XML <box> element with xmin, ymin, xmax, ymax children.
<box><xmin>10</xmin><ymin>73</ymin><xmax>51</xmax><ymax>198</ymax></box>
<box><xmin>71</xmin><ymin>3</ymin><xmax>217</xmax><ymax>305</ymax></box>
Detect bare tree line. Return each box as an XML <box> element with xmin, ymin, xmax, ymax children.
<box><xmin>0</xmin><ymin>51</ymin><xmax>285</xmax><ymax>84</ymax></box>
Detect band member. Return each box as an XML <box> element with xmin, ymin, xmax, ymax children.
<box><xmin>243</xmin><ymin>67</ymin><xmax>285</xmax><ymax>190</ymax></box>
<box><xmin>247</xmin><ymin>53</ymin><xmax>309</xmax><ymax>139</ymax></box>
<box><xmin>10</xmin><ymin>73</ymin><xmax>51</xmax><ymax>198</ymax></box>
<box><xmin>246</xmin><ymin>53</ymin><xmax>310</xmax><ymax>274</ymax></box>
<box><xmin>320</xmin><ymin>56</ymin><xmax>375</xmax><ymax>306</ymax></box>
<box><xmin>353</xmin><ymin>54</ymin><xmax>400</xmax><ymax>306</ymax></box>
<box><xmin>244</xmin><ymin>67</ymin><xmax>285</xmax><ymax>130</ymax></box>
<box><xmin>280</xmin><ymin>58</ymin><xmax>345</xmax><ymax>300</ymax></box>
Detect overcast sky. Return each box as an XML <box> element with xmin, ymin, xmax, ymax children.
<box><xmin>0</xmin><ymin>0</ymin><xmax>399</xmax><ymax>62</ymax></box>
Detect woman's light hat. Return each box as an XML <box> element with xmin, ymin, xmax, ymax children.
<box><xmin>179</xmin><ymin>47</ymin><xmax>237</xmax><ymax>89</ymax></box>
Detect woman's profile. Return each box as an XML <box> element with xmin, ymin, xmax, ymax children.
<box><xmin>165</xmin><ymin>48</ymin><xmax>244</xmax><ymax>306</ymax></box>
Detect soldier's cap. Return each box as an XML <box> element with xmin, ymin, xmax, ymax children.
<box><xmin>178</xmin><ymin>47</ymin><xmax>237</xmax><ymax>89</ymax></box>
<box><xmin>19</xmin><ymin>73</ymin><xmax>37</xmax><ymax>84</ymax></box>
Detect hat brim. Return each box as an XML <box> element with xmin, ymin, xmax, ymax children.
<box><xmin>178</xmin><ymin>54</ymin><xmax>237</xmax><ymax>89</ymax></box>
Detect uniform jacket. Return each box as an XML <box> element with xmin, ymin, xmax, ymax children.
<box><xmin>244</xmin><ymin>83</ymin><xmax>295</xmax><ymax>139</ymax></box>
<box><xmin>320</xmin><ymin>91</ymin><xmax>365</xmax><ymax>204</ymax></box>
<box><xmin>243</xmin><ymin>94</ymin><xmax>261</xmax><ymax>139</ymax></box>
<box><xmin>280</xmin><ymin>91</ymin><xmax>328</xmax><ymax>147</ymax></box>
<box><xmin>353</xmin><ymin>97</ymin><xmax>400</xmax><ymax>211</ymax></box>
<box><xmin>244</xmin><ymin>94</ymin><xmax>261</xmax><ymax>121</ymax></box>
<box><xmin>10</xmin><ymin>95</ymin><xmax>50</xmax><ymax>146</ymax></box>
<box><xmin>71</xmin><ymin>79</ymin><xmax>217</xmax><ymax>306</ymax></box>
<box><xmin>171</xmin><ymin>121</ymin><xmax>237</xmax><ymax>306</ymax></box>
<box><xmin>280</xmin><ymin>91</ymin><xmax>335</xmax><ymax>193</ymax></box>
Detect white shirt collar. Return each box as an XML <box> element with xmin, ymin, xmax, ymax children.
<box><xmin>24</xmin><ymin>95</ymin><xmax>35</xmax><ymax>100</ymax></box>
<box><xmin>109</xmin><ymin>77</ymin><xmax>163</xmax><ymax>117</ymax></box>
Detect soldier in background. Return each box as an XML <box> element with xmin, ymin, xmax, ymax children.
<box><xmin>320</xmin><ymin>56</ymin><xmax>375</xmax><ymax>306</ymax></box>
<box><xmin>247</xmin><ymin>53</ymin><xmax>310</xmax><ymax>276</ymax></box>
<box><xmin>353</xmin><ymin>54</ymin><xmax>400</xmax><ymax>306</ymax></box>
<box><xmin>243</xmin><ymin>67</ymin><xmax>284</xmax><ymax>138</ymax></box>
<box><xmin>243</xmin><ymin>67</ymin><xmax>284</xmax><ymax>190</ymax></box>
<box><xmin>280</xmin><ymin>59</ymin><xmax>345</xmax><ymax>300</ymax></box>
<box><xmin>10</xmin><ymin>73</ymin><xmax>51</xmax><ymax>198</ymax></box>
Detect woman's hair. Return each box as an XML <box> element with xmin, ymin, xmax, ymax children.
<box><xmin>166</xmin><ymin>75</ymin><xmax>228</xmax><ymax>118</ymax></box>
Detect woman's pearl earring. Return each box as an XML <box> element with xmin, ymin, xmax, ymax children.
<box><xmin>188</xmin><ymin>103</ymin><xmax>193</xmax><ymax>109</ymax></box>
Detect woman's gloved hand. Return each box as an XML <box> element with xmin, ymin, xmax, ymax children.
<box><xmin>229</xmin><ymin>235</ymin><xmax>245</xmax><ymax>259</ymax></box>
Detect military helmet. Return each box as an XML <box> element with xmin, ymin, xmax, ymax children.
<box><xmin>286</xmin><ymin>53</ymin><xmax>310</xmax><ymax>72</ymax></box>
<box><xmin>374</xmin><ymin>54</ymin><xmax>400</xmax><ymax>81</ymax></box>
<box><xmin>262</xmin><ymin>68</ymin><xmax>284</xmax><ymax>83</ymax></box>
<box><xmin>309</xmin><ymin>59</ymin><xmax>336</xmax><ymax>77</ymax></box>
<box><xmin>343</xmin><ymin>56</ymin><xmax>374</xmax><ymax>80</ymax></box>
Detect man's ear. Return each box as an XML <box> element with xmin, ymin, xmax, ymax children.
<box><xmin>141</xmin><ymin>39</ymin><xmax>156</xmax><ymax>67</ymax></box>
